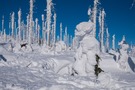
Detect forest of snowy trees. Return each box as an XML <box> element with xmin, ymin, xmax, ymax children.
<box><xmin>0</xmin><ymin>0</ymin><xmax>135</xmax><ymax>68</ymax></box>
<box><xmin>0</xmin><ymin>0</ymin><xmax>134</xmax><ymax>54</ymax></box>
<box><xmin>0</xmin><ymin>0</ymin><xmax>73</xmax><ymax>52</ymax></box>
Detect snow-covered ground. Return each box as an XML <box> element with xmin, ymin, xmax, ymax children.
<box><xmin>0</xmin><ymin>44</ymin><xmax>135</xmax><ymax>90</ymax></box>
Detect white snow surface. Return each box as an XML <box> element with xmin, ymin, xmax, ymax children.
<box><xmin>0</xmin><ymin>43</ymin><xmax>135</xmax><ymax>90</ymax></box>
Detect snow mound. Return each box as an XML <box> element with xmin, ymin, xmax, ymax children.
<box><xmin>55</xmin><ymin>41</ymin><xmax>66</xmax><ymax>52</ymax></box>
<box><xmin>76</xmin><ymin>22</ymin><xmax>93</xmax><ymax>30</ymax></box>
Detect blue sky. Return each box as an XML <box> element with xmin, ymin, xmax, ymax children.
<box><xmin>0</xmin><ymin>0</ymin><xmax>135</xmax><ymax>48</ymax></box>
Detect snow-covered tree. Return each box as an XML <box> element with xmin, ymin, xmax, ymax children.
<box><xmin>11</xmin><ymin>12</ymin><xmax>15</xmax><ymax>39</ymax></box>
<box><xmin>57</xmin><ymin>35</ymin><xmax>60</xmax><ymax>42</ymax></box>
<box><xmin>130</xmin><ymin>45</ymin><xmax>135</xmax><ymax>57</ymax></box>
<box><xmin>99</xmin><ymin>9</ymin><xmax>106</xmax><ymax>53</ymax></box>
<box><xmin>112</xmin><ymin>34</ymin><xmax>115</xmax><ymax>50</ymax></box>
<box><xmin>26</xmin><ymin>14</ymin><xmax>30</xmax><ymax>42</ymax></box>
<box><xmin>4</xmin><ymin>29</ymin><xmax>6</xmax><ymax>41</ymax></box>
<box><xmin>64</xmin><ymin>27</ymin><xmax>68</xmax><ymax>47</ymax></box>
<box><xmin>22</xmin><ymin>21</ymin><xmax>26</xmax><ymax>41</ymax></box>
<box><xmin>15</xmin><ymin>23</ymin><xmax>17</xmax><ymax>40</ymax></box>
<box><xmin>38</xmin><ymin>25</ymin><xmax>40</xmax><ymax>45</ymax></box>
<box><xmin>67</xmin><ymin>34</ymin><xmax>70</xmax><ymax>48</ymax></box>
<box><xmin>60</xmin><ymin>23</ymin><xmax>63</xmax><ymax>41</ymax></box>
<box><xmin>106</xmin><ymin>28</ymin><xmax>109</xmax><ymax>52</ymax></box>
<box><xmin>18</xmin><ymin>9</ymin><xmax>21</xmax><ymax>42</ymax></box>
<box><xmin>53</xmin><ymin>13</ymin><xmax>56</xmax><ymax>47</ymax></box>
<box><xmin>2</xmin><ymin>16</ymin><xmax>4</xmax><ymax>35</ymax></box>
<box><xmin>44</xmin><ymin>21</ymin><xmax>47</xmax><ymax>45</ymax></box>
<box><xmin>92</xmin><ymin>0</ymin><xmax>99</xmax><ymax>37</ymax></box>
<box><xmin>35</xmin><ymin>18</ymin><xmax>38</xmax><ymax>43</ymax></box>
<box><xmin>29</xmin><ymin>0</ymin><xmax>34</xmax><ymax>45</ymax></box>
<box><xmin>88</xmin><ymin>7</ymin><xmax>92</xmax><ymax>22</ymax></box>
<box><xmin>51</xmin><ymin>24</ymin><xmax>54</xmax><ymax>46</ymax></box>
<box><xmin>46</xmin><ymin>0</ymin><xmax>52</xmax><ymax>47</ymax></box>
<box><xmin>70</xmin><ymin>35</ymin><xmax>73</xmax><ymax>48</ymax></box>
<box><xmin>42</xmin><ymin>14</ymin><xmax>46</xmax><ymax>45</ymax></box>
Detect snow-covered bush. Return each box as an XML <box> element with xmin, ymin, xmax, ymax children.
<box><xmin>55</xmin><ymin>41</ymin><xmax>66</xmax><ymax>52</ymax></box>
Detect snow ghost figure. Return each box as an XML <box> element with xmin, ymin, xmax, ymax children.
<box><xmin>118</xmin><ymin>36</ymin><xmax>129</xmax><ymax>71</ymax></box>
<box><xmin>72</xmin><ymin>21</ymin><xmax>100</xmax><ymax>76</ymax></box>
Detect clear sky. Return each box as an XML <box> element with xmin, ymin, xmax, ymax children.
<box><xmin>0</xmin><ymin>0</ymin><xmax>135</xmax><ymax>48</ymax></box>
